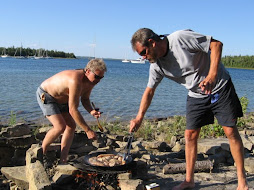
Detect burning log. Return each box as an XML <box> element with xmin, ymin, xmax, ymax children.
<box><xmin>163</xmin><ymin>160</ymin><xmax>213</xmax><ymax>174</ymax></box>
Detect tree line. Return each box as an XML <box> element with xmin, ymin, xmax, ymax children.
<box><xmin>221</xmin><ymin>55</ymin><xmax>254</xmax><ymax>69</ymax></box>
<box><xmin>0</xmin><ymin>46</ymin><xmax>76</xmax><ymax>59</ymax></box>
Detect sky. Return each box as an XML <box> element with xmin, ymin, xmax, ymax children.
<box><xmin>1</xmin><ymin>0</ymin><xmax>254</xmax><ymax>59</ymax></box>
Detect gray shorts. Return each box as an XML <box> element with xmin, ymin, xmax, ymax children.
<box><xmin>186</xmin><ymin>79</ymin><xmax>243</xmax><ymax>129</ymax></box>
<box><xmin>36</xmin><ymin>87</ymin><xmax>69</xmax><ymax>116</ymax></box>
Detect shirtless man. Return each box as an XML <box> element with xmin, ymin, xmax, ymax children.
<box><xmin>36</xmin><ymin>58</ymin><xmax>106</xmax><ymax>164</ymax></box>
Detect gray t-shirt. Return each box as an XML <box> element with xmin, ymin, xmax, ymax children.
<box><xmin>147</xmin><ymin>29</ymin><xmax>230</xmax><ymax>98</ymax></box>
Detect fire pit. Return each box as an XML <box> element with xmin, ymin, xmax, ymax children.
<box><xmin>68</xmin><ymin>152</ymin><xmax>137</xmax><ymax>189</ymax></box>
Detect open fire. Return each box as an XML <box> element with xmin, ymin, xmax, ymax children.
<box><xmin>67</xmin><ymin>155</ymin><xmax>137</xmax><ymax>190</ymax></box>
<box><xmin>73</xmin><ymin>170</ymin><xmax>120</xmax><ymax>190</ymax></box>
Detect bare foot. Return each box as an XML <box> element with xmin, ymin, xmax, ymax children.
<box><xmin>172</xmin><ymin>180</ymin><xmax>195</xmax><ymax>190</ymax></box>
<box><xmin>236</xmin><ymin>184</ymin><xmax>249</xmax><ymax>190</ymax></box>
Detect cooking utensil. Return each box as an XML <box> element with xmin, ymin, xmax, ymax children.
<box><xmin>123</xmin><ymin>132</ymin><xmax>134</xmax><ymax>161</ymax></box>
<box><xmin>73</xmin><ymin>152</ymin><xmax>133</xmax><ymax>171</ymax></box>
<box><xmin>91</xmin><ymin>102</ymin><xmax>104</xmax><ymax>132</ymax></box>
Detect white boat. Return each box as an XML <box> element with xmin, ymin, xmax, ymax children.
<box><xmin>14</xmin><ymin>44</ymin><xmax>26</xmax><ymax>59</ymax></box>
<box><xmin>1</xmin><ymin>54</ymin><xmax>10</xmax><ymax>58</ymax></box>
<box><xmin>131</xmin><ymin>58</ymin><xmax>145</xmax><ymax>64</ymax></box>
<box><xmin>44</xmin><ymin>50</ymin><xmax>53</xmax><ymax>59</ymax></box>
<box><xmin>33</xmin><ymin>49</ymin><xmax>44</xmax><ymax>59</ymax></box>
<box><xmin>34</xmin><ymin>56</ymin><xmax>44</xmax><ymax>59</ymax></box>
<box><xmin>122</xmin><ymin>59</ymin><xmax>130</xmax><ymax>63</ymax></box>
<box><xmin>1</xmin><ymin>49</ymin><xmax>10</xmax><ymax>58</ymax></box>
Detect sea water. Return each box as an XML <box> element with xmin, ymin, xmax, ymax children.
<box><xmin>0</xmin><ymin>57</ymin><xmax>253</xmax><ymax>124</ymax></box>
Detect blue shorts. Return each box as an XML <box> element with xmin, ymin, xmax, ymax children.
<box><xmin>186</xmin><ymin>79</ymin><xmax>243</xmax><ymax>129</ymax></box>
<box><xmin>36</xmin><ymin>87</ymin><xmax>69</xmax><ymax>116</ymax></box>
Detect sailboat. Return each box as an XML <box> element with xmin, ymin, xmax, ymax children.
<box><xmin>1</xmin><ymin>49</ymin><xmax>10</xmax><ymax>58</ymax></box>
<box><xmin>88</xmin><ymin>35</ymin><xmax>96</xmax><ymax>60</ymax></box>
<box><xmin>122</xmin><ymin>52</ymin><xmax>130</xmax><ymax>63</ymax></box>
<box><xmin>34</xmin><ymin>49</ymin><xmax>44</xmax><ymax>59</ymax></box>
<box><xmin>14</xmin><ymin>44</ymin><xmax>26</xmax><ymax>59</ymax></box>
<box><xmin>44</xmin><ymin>50</ymin><xmax>53</xmax><ymax>59</ymax></box>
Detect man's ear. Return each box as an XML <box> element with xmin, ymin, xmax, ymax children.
<box><xmin>148</xmin><ymin>39</ymin><xmax>156</xmax><ymax>47</ymax></box>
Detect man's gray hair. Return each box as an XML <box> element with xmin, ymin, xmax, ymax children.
<box><xmin>130</xmin><ymin>28</ymin><xmax>160</xmax><ymax>51</ymax></box>
<box><xmin>85</xmin><ymin>58</ymin><xmax>107</xmax><ymax>72</ymax></box>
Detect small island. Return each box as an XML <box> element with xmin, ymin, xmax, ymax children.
<box><xmin>0</xmin><ymin>46</ymin><xmax>76</xmax><ymax>59</ymax></box>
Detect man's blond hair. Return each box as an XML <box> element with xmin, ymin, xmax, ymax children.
<box><xmin>85</xmin><ymin>58</ymin><xmax>107</xmax><ymax>72</ymax></box>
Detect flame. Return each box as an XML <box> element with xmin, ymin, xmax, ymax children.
<box><xmin>75</xmin><ymin>171</ymin><xmax>100</xmax><ymax>186</ymax></box>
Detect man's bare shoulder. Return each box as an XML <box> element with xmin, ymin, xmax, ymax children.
<box><xmin>55</xmin><ymin>70</ymin><xmax>82</xmax><ymax>80</ymax></box>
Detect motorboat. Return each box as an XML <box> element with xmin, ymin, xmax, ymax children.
<box><xmin>122</xmin><ymin>59</ymin><xmax>130</xmax><ymax>63</ymax></box>
<box><xmin>131</xmin><ymin>58</ymin><xmax>145</xmax><ymax>64</ymax></box>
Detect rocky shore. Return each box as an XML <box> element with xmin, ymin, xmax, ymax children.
<box><xmin>0</xmin><ymin>121</ymin><xmax>254</xmax><ymax>189</ymax></box>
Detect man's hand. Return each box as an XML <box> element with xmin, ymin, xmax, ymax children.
<box><xmin>199</xmin><ymin>75</ymin><xmax>217</xmax><ymax>94</ymax></box>
<box><xmin>90</xmin><ymin>109</ymin><xmax>102</xmax><ymax>119</ymax></box>
<box><xmin>86</xmin><ymin>129</ymin><xmax>97</xmax><ymax>140</ymax></box>
<box><xmin>129</xmin><ymin>118</ymin><xmax>142</xmax><ymax>133</ymax></box>
<box><xmin>199</xmin><ymin>39</ymin><xmax>222</xmax><ymax>94</ymax></box>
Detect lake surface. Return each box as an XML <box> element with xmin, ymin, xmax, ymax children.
<box><xmin>0</xmin><ymin>57</ymin><xmax>253</xmax><ymax>124</ymax></box>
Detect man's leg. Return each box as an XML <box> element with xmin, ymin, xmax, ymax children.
<box><xmin>59</xmin><ymin>112</ymin><xmax>76</xmax><ymax>164</ymax></box>
<box><xmin>172</xmin><ymin>128</ymin><xmax>201</xmax><ymax>190</ymax></box>
<box><xmin>223</xmin><ymin>126</ymin><xmax>249</xmax><ymax>190</ymax></box>
<box><xmin>42</xmin><ymin>114</ymin><xmax>66</xmax><ymax>155</ymax></box>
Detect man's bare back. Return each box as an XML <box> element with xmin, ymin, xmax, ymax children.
<box><xmin>41</xmin><ymin>69</ymin><xmax>95</xmax><ymax>104</ymax></box>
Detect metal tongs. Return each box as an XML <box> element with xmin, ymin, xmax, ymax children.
<box><xmin>91</xmin><ymin>102</ymin><xmax>104</xmax><ymax>132</ymax></box>
<box><xmin>123</xmin><ymin>132</ymin><xmax>134</xmax><ymax>161</ymax></box>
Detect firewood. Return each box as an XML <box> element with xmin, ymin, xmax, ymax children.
<box><xmin>163</xmin><ymin>160</ymin><xmax>213</xmax><ymax>174</ymax></box>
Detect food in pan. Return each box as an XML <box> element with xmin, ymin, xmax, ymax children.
<box><xmin>88</xmin><ymin>154</ymin><xmax>126</xmax><ymax>167</ymax></box>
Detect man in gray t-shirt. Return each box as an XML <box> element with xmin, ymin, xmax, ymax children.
<box><xmin>129</xmin><ymin>28</ymin><xmax>248</xmax><ymax>190</ymax></box>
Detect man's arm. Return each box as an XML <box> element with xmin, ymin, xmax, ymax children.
<box><xmin>199</xmin><ymin>39</ymin><xmax>223</xmax><ymax>94</ymax></box>
<box><xmin>68</xmin><ymin>81</ymin><xmax>96</xmax><ymax>139</ymax></box>
<box><xmin>129</xmin><ymin>87</ymin><xmax>155</xmax><ymax>132</ymax></box>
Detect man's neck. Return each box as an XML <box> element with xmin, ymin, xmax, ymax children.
<box><xmin>162</xmin><ymin>37</ymin><xmax>169</xmax><ymax>57</ymax></box>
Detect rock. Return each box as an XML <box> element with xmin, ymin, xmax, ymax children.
<box><xmin>0</xmin><ymin>123</ymin><xmax>31</xmax><ymax>137</ymax></box>
<box><xmin>240</xmin><ymin>134</ymin><xmax>253</xmax><ymax>151</ymax></box>
<box><xmin>1</xmin><ymin>166</ymin><xmax>29</xmax><ymax>189</ymax></box>
<box><xmin>71</xmin><ymin>132</ymin><xmax>89</xmax><ymax>149</ymax></box>
<box><xmin>244</xmin><ymin>157</ymin><xmax>254</xmax><ymax>173</ymax></box>
<box><xmin>26</xmin><ymin>160</ymin><xmax>52</xmax><ymax>190</ymax></box>
<box><xmin>143</xmin><ymin>141</ymin><xmax>166</xmax><ymax>150</ymax></box>
<box><xmin>12</xmin><ymin>148</ymin><xmax>27</xmax><ymax>166</ymax></box>
<box><xmin>170</xmin><ymin>136</ymin><xmax>177</xmax><ymax>147</ymax></box>
<box><xmin>135</xmin><ymin>160</ymin><xmax>148</xmax><ymax>178</ymax></box>
<box><xmin>197</xmin><ymin>138</ymin><xmax>229</xmax><ymax>155</ymax></box>
<box><xmin>55</xmin><ymin>164</ymin><xmax>78</xmax><ymax>175</ymax></box>
<box><xmin>155</xmin><ymin>132</ymin><xmax>167</xmax><ymax>142</ymax></box>
<box><xmin>118</xmin><ymin>179</ymin><xmax>144</xmax><ymax>190</ymax></box>
<box><xmin>172</xmin><ymin>142</ymin><xmax>184</xmax><ymax>152</ymax></box>
<box><xmin>208</xmin><ymin>151</ymin><xmax>227</xmax><ymax>166</ymax></box>
<box><xmin>0</xmin><ymin>146</ymin><xmax>15</xmax><ymax>166</ymax></box>
<box><xmin>106</xmin><ymin>134</ymin><xmax>124</xmax><ymax>141</ymax></box>
<box><xmin>248</xmin><ymin>136</ymin><xmax>254</xmax><ymax>144</ymax></box>
<box><xmin>6</xmin><ymin>135</ymin><xmax>37</xmax><ymax>148</ymax></box>
<box><xmin>35</xmin><ymin>126</ymin><xmax>51</xmax><ymax>140</ymax></box>
<box><xmin>52</xmin><ymin>170</ymin><xmax>75</xmax><ymax>185</ymax></box>
<box><xmin>70</xmin><ymin>145</ymin><xmax>95</xmax><ymax>154</ymax></box>
<box><xmin>26</xmin><ymin>144</ymin><xmax>43</xmax><ymax>165</ymax></box>
<box><xmin>118</xmin><ymin>173</ymin><xmax>132</xmax><ymax>180</ymax></box>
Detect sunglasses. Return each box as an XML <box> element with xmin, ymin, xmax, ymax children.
<box><xmin>139</xmin><ymin>48</ymin><xmax>147</xmax><ymax>56</ymax></box>
<box><xmin>92</xmin><ymin>71</ymin><xmax>104</xmax><ymax>80</ymax></box>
